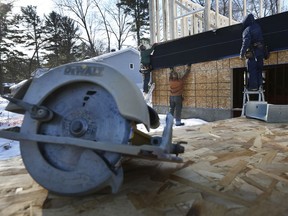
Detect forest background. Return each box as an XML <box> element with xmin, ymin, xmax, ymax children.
<box><xmin>0</xmin><ymin>0</ymin><xmax>286</xmax><ymax>93</ymax></box>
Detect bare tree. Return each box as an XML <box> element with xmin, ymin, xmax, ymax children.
<box><xmin>105</xmin><ymin>1</ymin><xmax>133</xmax><ymax>50</ymax></box>
<box><xmin>54</xmin><ymin>0</ymin><xmax>100</xmax><ymax>56</ymax></box>
<box><xmin>92</xmin><ymin>0</ymin><xmax>133</xmax><ymax>51</ymax></box>
<box><xmin>92</xmin><ymin>0</ymin><xmax>111</xmax><ymax>52</ymax></box>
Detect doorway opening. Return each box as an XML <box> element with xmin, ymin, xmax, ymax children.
<box><xmin>232</xmin><ymin>64</ymin><xmax>288</xmax><ymax>117</ymax></box>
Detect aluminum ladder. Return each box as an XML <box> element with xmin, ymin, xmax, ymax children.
<box><xmin>241</xmin><ymin>87</ymin><xmax>265</xmax><ymax>116</ymax></box>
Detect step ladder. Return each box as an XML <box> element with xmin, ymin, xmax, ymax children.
<box><xmin>241</xmin><ymin>87</ymin><xmax>265</xmax><ymax>116</ymax></box>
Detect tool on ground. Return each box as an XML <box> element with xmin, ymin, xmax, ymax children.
<box><xmin>0</xmin><ymin>62</ymin><xmax>184</xmax><ymax>196</ymax></box>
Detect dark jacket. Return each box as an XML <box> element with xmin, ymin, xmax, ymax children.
<box><xmin>140</xmin><ymin>48</ymin><xmax>154</xmax><ymax>66</ymax></box>
<box><xmin>240</xmin><ymin>14</ymin><xmax>264</xmax><ymax>58</ymax></box>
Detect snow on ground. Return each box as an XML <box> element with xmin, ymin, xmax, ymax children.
<box><xmin>0</xmin><ymin>98</ymin><xmax>23</xmax><ymax>160</ymax></box>
<box><xmin>0</xmin><ymin>97</ymin><xmax>207</xmax><ymax>160</ymax></box>
<box><xmin>136</xmin><ymin>114</ymin><xmax>207</xmax><ymax>133</ymax></box>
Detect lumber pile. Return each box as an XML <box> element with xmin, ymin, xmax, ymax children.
<box><xmin>0</xmin><ymin>117</ymin><xmax>288</xmax><ymax>216</ymax></box>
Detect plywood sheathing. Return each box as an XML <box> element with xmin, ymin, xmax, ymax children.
<box><xmin>169</xmin><ymin>117</ymin><xmax>288</xmax><ymax>216</ymax></box>
<box><xmin>152</xmin><ymin>50</ymin><xmax>287</xmax><ymax>111</ymax></box>
<box><xmin>152</xmin><ymin>57</ymin><xmax>243</xmax><ymax>110</ymax></box>
<box><xmin>1</xmin><ymin>117</ymin><xmax>288</xmax><ymax>215</ymax></box>
<box><xmin>0</xmin><ymin>157</ymin><xmax>48</xmax><ymax>216</ymax></box>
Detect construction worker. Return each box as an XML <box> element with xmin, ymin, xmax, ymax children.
<box><xmin>169</xmin><ymin>64</ymin><xmax>191</xmax><ymax>126</ymax></box>
<box><xmin>139</xmin><ymin>44</ymin><xmax>156</xmax><ymax>97</ymax></box>
<box><xmin>240</xmin><ymin>13</ymin><xmax>266</xmax><ymax>91</ymax></box>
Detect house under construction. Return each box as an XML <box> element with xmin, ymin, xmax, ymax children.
<box><xmin>148</xmin><ymin>0</ymin><xmax>288</xmax><ymax>121</ymax></box>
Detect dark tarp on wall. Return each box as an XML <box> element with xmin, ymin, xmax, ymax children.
<box><xmin>151</xmin><ymin>11</ymin><xmax>288</xmax><ymax>70</ymax></box>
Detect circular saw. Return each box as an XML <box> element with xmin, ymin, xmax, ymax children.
<box><xmin>0</xmin><ymin>62</ymin><xmax>184</xmax><ymax>196</ymax></box>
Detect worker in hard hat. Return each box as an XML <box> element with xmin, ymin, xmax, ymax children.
<box><xmin>169</xmin><ymin>64</ymin><xmax>191</xmax><ymax>126</ymax></box>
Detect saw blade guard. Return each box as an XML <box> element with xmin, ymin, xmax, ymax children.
<box><xmin>18</xmin><ymin>62</ymin><xmax>151</xmax><ymax>129</ymax></box>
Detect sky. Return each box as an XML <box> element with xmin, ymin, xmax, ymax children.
<box><xmin>10</xmin><ymin>0</ymin><xmax>288</xmax><ymax>14</ymax></box>
<box><xmin>7</xmin><ymin>0</ymin><xmax>288</xmax><ymax>51</ymax></box>
<box><xmin>9</xmin><ymin>0</ymin><xmax>288</xmax><ymax>17</ymax></box>
<box><xmin>12</xmin><ymin>0</ymin><xmax>55</xmax><ymax>17</ymax></box>
<box><xmin>8</xmin><ymin>0</ymin><xmax>138</xmax><ymax>50</ymax></box>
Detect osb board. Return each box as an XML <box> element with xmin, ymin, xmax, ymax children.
<box><xmin>152</xmin><ymin>50</ymin><xmax>288</xmax><ymax>111</ymax></box>
<box><xmin>229</xmin><ymin>57</ymin><xmax>245</xmax><ymax>68</ymax></box>
<box><xmin>265</xmin><ymin>52</ymin><xmax>278</xmax><ymax>65</ymax></box>
<box><xmin>277</xmin><ymin>50</ymin><xmax>288</xmax><ymax>64</ymax></box>
<box><xmin>0</xmin><ymin>157</ymin><xmax>48</xmax><ymax>216</ymax></box>
<box><xmin>191</xmin><ymin>61</ymin><xmax>217</xmax><ymax>71</ymax></box>
<box><xmin>153</xmin><ymin>65</ymin><xmax>232</xmax><ymax>110</ymax></box>
<box><xmin>1</xmin><ymin>117</ymin><xmax>288</xmax><ymax>216</ymax></box>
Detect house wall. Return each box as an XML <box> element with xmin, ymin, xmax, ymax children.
<box><xmin>102</xmin><ymin>51</ymin><xmax>142</xmax><ymax>89</ymax></box>
<box><xmin>151</xmin><ymin>50</ymin><xmax>288</xmax><ymax>122</ymax></box>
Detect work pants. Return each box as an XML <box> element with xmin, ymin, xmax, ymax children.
<box><xmin>142</xmin><ymin>71</ymin><xmax>151</xmax><ymax>93</ymax></box>
<box><xmin>247</xmin><ymin>57</ymin><xmax>264</xmax><ymax>90</ymax></box>
<box><xmin>169</xmin><ymin>95</ymin><xmax>183</xmax><ymax>122</ymax></box>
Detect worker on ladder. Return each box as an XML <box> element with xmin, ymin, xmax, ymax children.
<box><xmin>139</xmin><ymin>43</ymin><xmax>156</xmax><ymax>99</ymax></box>
<box><xmin>239</xmin><ymin>14</ymin><xmax>267</xmax><ymax>91</ymax></box>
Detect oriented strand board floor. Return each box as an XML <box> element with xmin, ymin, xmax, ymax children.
<box><xmin>1</xmin><ymin>117</ymin><xmax>288</xmax><ymax>216</ymax></box>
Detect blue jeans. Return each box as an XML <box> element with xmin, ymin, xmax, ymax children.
<box><xmin>169</xmin><ymin>95</ymin><xmax>183</xmax><ymax>122</ymax></box>
<box><xmin>247</xmin><ymin>56</ymin><xmax>263</xmax><ymax>89</ymax></box>
<box><xmin>142</xmin><ymin>71</ymin><xmax>151</xmax><ymax>93</ymax></box>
